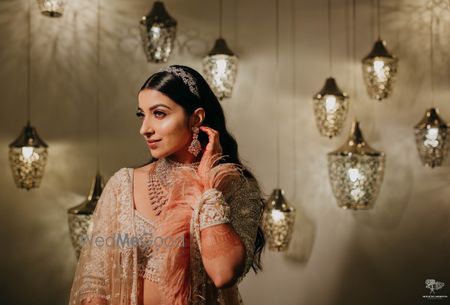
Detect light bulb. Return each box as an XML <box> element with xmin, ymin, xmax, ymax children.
<box><xmin>21</xmin><ymin>146</ymin><xmax>34</xmax><ymax>160</ymax></box>
<box><xmin>271</xmin><ymin>209</ymin><xmax>285</xmax><ymax>222</ymax></box>
<box><xmin>373</xmin><ymin>59</ymin><xmax>386</xmax><ymax>81</ymax></box>
<box><xmin>325</xmin><ymin>95</ymin><xmax>338</xmax><ymax>113</ymax></box>
<box><xmin>348</xmin><ymin>168</ymin><xmax>361</xmax><ymax>182</ymax></box>
<box><xmin>424</xmin><ymin>127</ymin><xmax>439</xmax><ymax>148</ymax></box>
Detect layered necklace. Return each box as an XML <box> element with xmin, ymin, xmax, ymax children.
<box><xmin>147</xmin><ymin>158</ymin><xmax>200</xmax><ymax>216</ymax></box>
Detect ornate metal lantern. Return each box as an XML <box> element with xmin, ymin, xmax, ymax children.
<box><xmin>262</xmin><ymin>188</ymin><xmax>296</xmax><ymax>251</ymax></box>
<box><xmin>139</xmin><ymin>1</ymin><xmax>177</xmax><ymax>63</ymax></box>
<box><xmin>36</xmin><ymin>0</ymin><xmax>66</xmax><ymax>17</ymax></box>
<box><xmin>313</xmin><ymin>77</ymin><xmax>349</xmax><ymax>138</ymax></box>
<box><xmin>327</xmin><ymin>121</ymin><xmax>385</xmax><ymax>210</ymax></box>
<box><xmin>362</xmin><ymin>39</ymin><xmax>398</xmax><ymax>101</ymax></box>
<box><xmin>9</xmin><ymin>122</ymin><xmax>49</xmax><ymax>190</ymax></box>
<box><xmin>414</xmin><ymin>107</ymin><xmax>450</xmax><ymax>168</ymax></box>
<box><xmin>203</xmin><ymin>38</ymin><xmax>238</xmax><ymax>100</ymax></box>
<box><xmin>68</xmin><ymin>172</ymin><xmax>104</xmax><ymax>258</ymax></box>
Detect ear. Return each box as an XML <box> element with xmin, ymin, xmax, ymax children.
<box><xmin>190</xmin><ymin>107</ymin><xmax>205</xmax><ymax>128</ymax></box>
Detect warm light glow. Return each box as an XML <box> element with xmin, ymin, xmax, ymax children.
<box><xmin>424</xmin><ymin>127</ymin><xmax>439</xmax><ymax>148</ymax></box>
<box><xmin>324</xmin><ymin>95</ymin><xmax>338</xmax><ymax>113</ymax></box>
<box><xmin>271</xmin><ymin>209</ymin><xmax>285</xmax><ymax>222</ymax></box>
<box><xmin>373</xmin><ymin>59</ymin><xmax>386</xmax><ymax>81</ymax></box>
<box><xmin>348</xmin><ymin>168</ymin><xmax>361</xmax><ymax>182</ymax></box>
<box><xmin>21</xmin><ymin>146</ymin><xmax>34</xmax><ymax>160</ymax></box>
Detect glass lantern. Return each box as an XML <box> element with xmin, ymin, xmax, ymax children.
<box><xmin>327</xmin><ymin>121</ymin><xmax>385</xmax><ymax>210</ymax></box>
<box><xmin>313</xmin><ymin>77</ymin><xmax>349</xmax><ymax>138</ymax></box>
<box><xmin>203</xmin><ymin>38</ymin><xmax>238</xmax><ymax>100</ymax></box>
<box><xmin>362</xmin><ymin>39</ymin><xmax>398</xmax><ymax>101</ymax></box>
<box><xmin>262</xmin><ymin>188</ymin><xmax>296</xmax><ymax>251</ymax></box>
<box><xmin>68</xmin><ymin>172</ymin><xmax>104</xmax><ymax>259</ymax></box>
<box><xmin>9</xmin><ymin>122</ymin><xmax>49</xmax><ymax>190</ymax></box>
<box><xmin>36</xmin><ymin>0</ymin><xmax>66</xmax><ymax>17</ymax></box>
<box><xmin>139</xmin><ymin>1</ymin><xmax>177</xmax><ymax>63</ymax></box>
<box><xmin>414</xmin><ymin>107</ymin><xmax>450</xmax><ymax>168</ymax></box>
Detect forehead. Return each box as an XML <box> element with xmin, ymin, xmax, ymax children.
<box><xmin>138</xmin><ymin>89</ymin><xmax>179</xmax><ymax>110</ymax></box>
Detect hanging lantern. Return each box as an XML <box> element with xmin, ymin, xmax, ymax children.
<box><xmin>262</xmin><ymin>188</ymin><xmax>296</xmax><ymax>251</ymax></box>
<box><xmin>139</xmin><ymin>1</ymin><xmax>177</xmax><ymax>63</ymax></box>
<box><xmin>313</xmin><ymin>77</ymin><xmax>349</xmax><ymax>138</ymax></box>
<box><xmin>36</xmin><ymin>0</ymin><xmax>66</xmax><ymax>17</ymax></box>
<box><xmin>68</xmin><ymin>172</ymin><xmax>104</xmax><ymax>259</ymax></box>
<box><xmin>327</xmin><ymin>121</ymin><xmax>385</xmax><ymax>210</ymax></box>
<box><xmin>362</xmin><ymin>39</ymin><xmax>398</xmax><ymax>101</ymax></box>
<box><xmin>414</xmin><ymin>107</ymin><xmax>450</xmax><ymax>168</ymax></box>
<box><xmin>203</xmin><ymin>38</ymin><xmax>238</xmax><ymax>100</ymax></box>
<box><xmin>9</xmin><ymin>122</ymin><xmax>49</xmax><ymax>190</ymax></box>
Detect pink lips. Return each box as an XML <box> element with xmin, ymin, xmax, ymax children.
<box><xmin>146</xmin><ymin>139</ymin><xmax>161</xmax><ymax>149</ymax></box>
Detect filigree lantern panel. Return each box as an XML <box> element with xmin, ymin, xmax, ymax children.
<box><xmin>139</xmin><ymin>1</ymin><xmax>177</xmax><ymax>63</ymax></box>
<box><xmin>262</xmin><ymin>189</ymin><xmax>296</xmax><ymax>251</ymax></box>
<box><xmin>313</xmin><ymin>78</ymin><xmax>349</xmax><ymax>138</ymax></box>
<box><xmin>37</xmin><ymin>0</ymin><xmax>66</xmax><ymax>17</ymax></box>
<box><xmin>327</xmin><ymin>121</ymin><xmax>385</xmax><ymax>210</ymax></box>
<box><xmin>203</xmin><ymin>38</ymin><xmax>238</xmax><ymax>100</ymax></box>
<box><xmin>68</xmin><ymin>173</ymin><xmax>104</xmax><ymax>259</ymax></box>
<box><xmin>9</xmin><ymin>124</ymin><xmax>48</xmax><ymax>190</ymax></box>
<box><xmin>414</xmin><ymin>108</ymin><xmax>450</xmax><ymax>168</ymax></box>
<box><xmin>362</xmin><ymin>40</ymin><xmax>398</xmax><ymax>101</ymax></box>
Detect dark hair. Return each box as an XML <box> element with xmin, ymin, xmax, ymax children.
<box><xmin>139</xmin><ymin>65</ymin><xmax>265</xmax><ymax>275</ymax></box>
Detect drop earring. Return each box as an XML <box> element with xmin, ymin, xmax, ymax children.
<box><xmin>188</xmin><ymin>126</ymin><xmax>202</xmax><ymax>156</ymax></box>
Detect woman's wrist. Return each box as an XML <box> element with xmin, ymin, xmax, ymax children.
<box><xmin>199</xmin><ymin>188</ymin><xmax>230</xmax><ymax>231</ymax></box>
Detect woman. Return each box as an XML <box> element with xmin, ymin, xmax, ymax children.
<box><xmin>68</xmin><ymin>65</ymin><xmax>265</xmax><ymax>305</ymax></box>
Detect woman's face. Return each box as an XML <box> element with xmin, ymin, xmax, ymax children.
<box><xmin>137</xmin><ymin>89</ymin><xmax>203</xmax><ymax>162</ymax></box>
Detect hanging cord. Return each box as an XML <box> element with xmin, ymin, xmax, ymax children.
<box><xmin>291</xmin><ymin>0</ymin><xmax>297</xmax><ymax>200</ymax></box>
<box><xmin>377</xmin><ymin>0</ymin><xmax>381</xmax><ymax>39</ymax></box>
<box><xmin>219</xmin><ymin>0</ymin><xmax>223</xmax><ymax>38</ymax></box>
<box><xmin>352</xmin><ymin>0</ymin><xmax>357</xmax><ymax>118</ymax></box>
<box><xmin>328</xmin><ymin>0</ymin><xmax>333</xmax><ymax>76</ymax></box>
<box><xmin>96</xmin><ymin>0</ymin><xmax>101</xmax><ymax>174</ymax></box>
<box><xmin>27</xmin><ymin>0</ymin><xmax>31</xmax><ymax>124</ymax></box>
<box><xmin>275</xmin><ymin>0</ymin><xmax>280</xmax><ymax>188</ymax></box>
<box><xmin>430</xmin><ymin>6</ymin><xmax>435</xmax><ymax>108</ymax></box>
<box><xmin>345</xmin><ymin>0</ymin><xmax>351</xmax><ymax>89</ymax></box>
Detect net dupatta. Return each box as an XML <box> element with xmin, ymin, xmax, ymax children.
<box><xmin>68</xmin><ymin>168</ymin><xmax>138</xmax><ymax>305</ymax></box>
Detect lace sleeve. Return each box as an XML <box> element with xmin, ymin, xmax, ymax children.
<box><xmin>224</xmin><ymin>176</ymin><xmax>264</xmax><ymax>285</ymax></box>
<box><xmin>68</xmin><ymin>172</ymin><xmax>120</xmax><ymax>305</ymax></box>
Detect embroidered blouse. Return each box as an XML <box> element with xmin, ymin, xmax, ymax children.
<box><xmin>68</xmin><ymin>158</ymin><xmax>264</xmax><ymax>305</ymax></box>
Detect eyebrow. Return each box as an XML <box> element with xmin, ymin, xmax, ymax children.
<box><xmin>137</xmin><ymin>104</ymin><xmax>172</xmax><ymax>111</ymax></box>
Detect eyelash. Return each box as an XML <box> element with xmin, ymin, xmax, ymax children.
<box><xmin>135</xmin><ymin>111</ymin><xmax>166</xmax><ymax>119</ymax></box>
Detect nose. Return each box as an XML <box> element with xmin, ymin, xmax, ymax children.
<box><xmin>139</xmin><ymin>117</ymin><xmax>155</xmax><ymax>137</ymax></box>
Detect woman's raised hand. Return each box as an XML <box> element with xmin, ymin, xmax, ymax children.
<box><xmin>198</xmin><ymin>126</ymin><xmax>223</xmax><ymax>175</ymax></box>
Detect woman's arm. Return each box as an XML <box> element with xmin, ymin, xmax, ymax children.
<box><xmin>198</xmin><ymin>177</ymin><xmax>264</xmax><ymax>288</ymax></box>
<box><xmin>200</xmin><ymin>223</ymin><xmax>246</xmax><ymax>288</ymax></box>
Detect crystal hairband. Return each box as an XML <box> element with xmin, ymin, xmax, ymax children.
<box><xmin>160</xmin><ymin>66</ymin><xmax>200</xmax><ymax>98</ymax></box>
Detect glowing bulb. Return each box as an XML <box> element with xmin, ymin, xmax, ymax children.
<box><xmin>271</xmin><ymin>209</ymin><xmax>285</xmax><ymax>222</ymax></box>
<box><xmin>215</xmin><ymin>58</ymin><xmax>228</xmax><ymax>75</ymax></box>
<box><xmin>325</xmin><ymin>95</ymin><xmax>338</xmax><ymax>113</ymax></box>
<box><xmin>348</xmin><ymin>168</ymin><xmax>361</xmax><ymax>182</ymax></box>
<box><xmin>150</xmin><ymin>26</ymin><xmax>161</xmax><ymax>38</ymax></box>
<box><xmin>373</xmin><ymin>60</ymin><xmax>386</xmax><ymax>81</ymax></box>
<box><xmin>22</xmin><ymin>147</ymin><xmax>34</xmax><ymax>159</ymax></box>
<box><xmin>424</xmin><ymin>127</ymin><xmax>439</xmax><ymax>148</ymax></box>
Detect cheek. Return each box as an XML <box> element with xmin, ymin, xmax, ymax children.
<box><xmin>159</xmin><ymin>117</ymin><xmax>191</xmax><ymax>142</ymax></box>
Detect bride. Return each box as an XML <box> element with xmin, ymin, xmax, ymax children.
<box><xmin>68</xmin><ymin>65</ymin><xmax>265</xmax><ymax>305</ymax></box>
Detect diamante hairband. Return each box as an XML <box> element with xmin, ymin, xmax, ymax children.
<box><xmin>161</xmin><ymin>66</ymin><xmax>200</xmax><ymax>98</ymax></box>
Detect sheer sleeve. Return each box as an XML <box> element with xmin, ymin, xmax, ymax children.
<box><xmin>68</xmin><ymin>172</ymin><xmax>120</xmax><ymax>305</ymax></box>
<box><xmin>224</xmin><ymin>176</ymin><xmax>264</xmax><ymax>285</ymax></box>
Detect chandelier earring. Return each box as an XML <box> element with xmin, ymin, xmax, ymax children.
<box><xmin>188</xmin><ymin>126</ymin><xmax>202</xmax><ymax>156</ymax></box>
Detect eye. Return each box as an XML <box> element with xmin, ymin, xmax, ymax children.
<box><xmin>153</xmin><ymin>110</ymin><xmax>166</xmax><ymax>118</ymax></box>
<box><xmin>136</xmin><ymin>112</ymin><xmax>144</xmax><ymax>119</ymax></box>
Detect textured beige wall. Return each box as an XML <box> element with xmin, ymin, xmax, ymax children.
<box><xmin>1</xmin><ymin>0</ymin><xmax>449</xmax><ymax>304</ymax></box>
